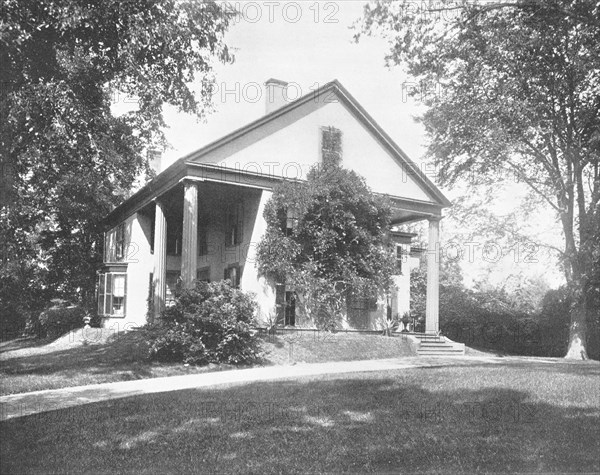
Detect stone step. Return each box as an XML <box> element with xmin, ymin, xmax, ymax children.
<box><xmin>418</xmin><ymin>343</ymin><xmax>462</xmax><ymax>348</ymax></box>
<box><xmin>408</xmin><ymin>333</ymin><xmax>466</xmax><ymax>356</ymax></box>
<box><xmin>412</xmin><ymin>335</ymin><xmax>446</xmax><ymax>342</ymax></box>
<box><xmin>417</xmin><ymin>348</ymin><xmax>464</xmax><ymax>354</ymax></box>
<box><xmin>416</xmin><ymin>342</ymin><xmax>465</xmax><ymax>356</ymax></box>
<box><xmin>417</xmin><ymin>352</ymin><xmax>465</xmax><ymax>356</ymax></box>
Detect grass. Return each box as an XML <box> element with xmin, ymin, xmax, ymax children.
<box><xmin>1</xmin><ymin>360</ymin><xmax>598</xmax><ymax>473</ymax></box>
<box><xmin>0</xmin><ymin>329</ymin><xmax>417</xmax><ymax>395</ymax></box>
<box><xmin>260</xmin><ymin>329</ymin><xmax>416</xmax><ymax>365</ymax></box>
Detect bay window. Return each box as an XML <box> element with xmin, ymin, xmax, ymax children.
<box><xmin>97</xmin><ymin>272</ymin><xmax>127</xmax><ymax>317</ymax></box>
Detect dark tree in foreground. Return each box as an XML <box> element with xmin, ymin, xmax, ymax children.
<box><xmin>257</xmin><ymin>163</ymin><xmax>395</xmax><ymax>330</ymax></box>
<box><xmin>0</xmin><ymin>0</ymin><xmax>235</xmax><ymax>332</ymax></box>
<box><xmin>357</xmin><ymin>0</ymin><xmax>599</xmax><ymax>359</ymax></box>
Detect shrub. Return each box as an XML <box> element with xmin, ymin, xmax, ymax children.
<box><xmin>37</xmin><ymin>299</ymin><xmax>86</xmax><ymax>338</ymax></box>
<box><xmin>147</xmin><ymin>280</ymin><xmax>261</xmax><ymax>365</ymax></box>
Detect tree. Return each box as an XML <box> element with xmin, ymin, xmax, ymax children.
<box><xmin>0</xmin><ymin>0</ymin><xmax>235</xmax><ymax>332</ymax></box>
<box><xmin>256</xmin><ymin>162</ymin><xmax>395</xmax><ymax>330</ymax></box>
<box><xmin>357</xmin><ymin>0</ymin><xmax>600</xmax><ymax>359</ymax></box>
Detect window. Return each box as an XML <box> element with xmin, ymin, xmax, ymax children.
<box><xmin>284</xmin><ymin>291</ymin><xmax>296</xmax><ymax>326</ymax></box>
<box><xmin>224</xmin><ymin>264</ymin><xmax>241</xmax><ymax>288</ymax></box>
<box><xmin>97</xmin><ymin>272</ymin><xmax>127</xmax><ymax>317</ymax></box>
<box><xmin>275</xmin><ymin>283</ymin><xmax>296</xmax><ymax>326</ymax></box>
<box><xmin>346</xmin><ymin>292</ymin><xmax>377</xmax><ymax>329</ymax></box>
<box><xmin>321</xmin><ymin>126</ymin><xmax>342</xmax><ymax>168</ymax></box>
<box><xmin>285</xmin><ymin>207</ymin><xmax>299</xmax><ymax>237</ymax></box>
<box><xmin>197</xmin><ymin>267</ymin><xmax>210</xmax><ymax>282</ymax></box>
<box><xmin>115</xmin><ymin>223</ymin><xmax>126</xmax><ymax>261</ymax></box>
<box><xmin>198</xmin><ymin>222</ymin><xmax>208</xmax><ymax>257</ymax></box>
<box><xmin>167</xmin><ymin>221</ymin><xmax>182</xmax><ymax>255</ymax></box>
<box><xmin>277</xmin><ymin>206</ymin><xmax>299</xmax><ymax>236</ymax></box>
<box><xmin>225</xmin><ymin>202</ymin><xmax>243</xmax><ymax>247</ymax></box>
<box><xmin>396</xmin><ymin>245</ymin><xmax>403</xmax><ymax>274</ymax></box>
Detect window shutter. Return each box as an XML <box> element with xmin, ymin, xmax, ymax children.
<box><xmin>277</xmin><ymin>207</ymin><xmax>287</xmax><ymax>234</ymax></box>
<box><xmin>103</xmin><ymin>234</ymin><xmax>107</xmax><ymax>263</ymax></box>
<box><xmin>321</xmin><ymin>126</ymin><xmax>342</xmax><ymax>168</ymax></box>
<box><xmin>97</xmin><ymin>274</ymin><xmax>105</xmax><ymax>315</ymax></box>
<box><xmin>275</xmin><ymin>283</ymin><xmax>285</xmax><ymax>325</ymax></box>
<box><xmin>105</xmin><ymin>273</ymin><xmax>113</xmax><ymax>315</ymax></box>
<box><xmin>396</xmin><ymin>245</ymin><xmax>403</xmax><ymax>274</ymax></box>
<box><xmin>198</xmin><ymin>222</ymin><xmax>208</xmax><ymax>256</ymax></box>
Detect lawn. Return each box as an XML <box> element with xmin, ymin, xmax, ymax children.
<box><xmin>0</xmin><ymin>328</ymin><xmax>416</xmax><ymax>395</ymax></box>
<box><xmin>1</xmin><ymin>360</ymin><xmax>598</xmax><ymax>473</ymax></box>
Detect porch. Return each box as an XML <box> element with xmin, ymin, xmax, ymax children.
<box><xmin>103</xmin><ymin>163</ymin><xmax>443</xmax><ymax>334</ymax></box>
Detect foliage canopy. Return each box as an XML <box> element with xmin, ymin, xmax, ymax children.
<box><xmin>257</xmin><ymin>163</ymin><xmax>395</xmax><ymax>329</ymax></box>
<box><xmin>0</xmin><ymin>0</ymin><xmax>235</xmax><ymax>331</ymax></box>
<box><xmin>358</xmin><ymin>0</ymin><xmax>599</xmax><ymax>359</ymax></box>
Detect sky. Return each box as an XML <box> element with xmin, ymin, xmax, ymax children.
<box><xmin>159</xmin><ymin>1</ymin><xmax>427</xmax><ymax>167</ymax></box>
<box><xmin>117</xmin><ymin>1</ymin><xmax>565</xmax><ymax>290</ymax></box>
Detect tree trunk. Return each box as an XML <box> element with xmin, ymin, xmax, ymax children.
<box><xmin>564</xmin><ymin>285</ymin><xmax>588</xmax><ymax>360</ymax></box>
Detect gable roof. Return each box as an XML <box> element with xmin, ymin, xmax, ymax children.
<box><xmin>178</xmin><ymin>79</ymin><xmax>451</xmax><ymax>206</ymax></box>
<box><xmin>104</xmin><ymin>80</ymin><xmax>450</xmax><ymax>227</ymax></box>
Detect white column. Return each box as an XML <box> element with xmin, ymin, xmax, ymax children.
<box><xmin>152</xmin><ymin>200</ymin><xmax>167</xmax><ymax>321</ymax></box>
<box><xmin>181</xmin><ymin>180</ymin><xmax>199</xmax><ymax>287</ymax></box>
<box><xmin>425</xmin><ymin>217</ymin><xmax>441</xmax><ymax>334</ymax></box>
<box><xmin>241</xmin><ymin>189</ymin><xmax>274</xmax><ymax>324</ymax></box>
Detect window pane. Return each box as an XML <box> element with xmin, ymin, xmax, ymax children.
<box><xmin>113</xmin><ymin>275</ymin><xmax>125</xmax><ymax>297</ymax></box>
<box><xmin>230</xmin><ymin>224</ymin><xmax>237</xmax><ymax>246</ymax></box>
<box><xmin>284</xmin><ymin>291</ymin><xmax>296</xmax><ymax>326</ymax></box>
<box><xmin>112</xmin><ymin>297</ymin><xmax>124</xmax><ymax>315</ymax></box>
<box><xmin>116</xmin><ymin>224</ymin><xmax>125</xmax><ymax>260</ymax></box>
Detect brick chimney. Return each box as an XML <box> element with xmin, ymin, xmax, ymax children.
<box><xmin>264</xmin><ymin>78</ymin><xmax>289</xmax><ymax>114</ymax></box>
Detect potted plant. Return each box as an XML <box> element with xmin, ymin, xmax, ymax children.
<box><xmin>400</xmin><ymin>312</ymin><xmax>411</xmax><ymax>332</ymax></box>
<box><xmin>381</xmin><ymin>314</ymin><xmax>399</xmax><ymax>337</ymax></box>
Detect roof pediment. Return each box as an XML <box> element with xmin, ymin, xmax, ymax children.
<box><xmin>104</xmin><ymin>80</ymin><xmax>450</xmax><ymax>228</ymax></box>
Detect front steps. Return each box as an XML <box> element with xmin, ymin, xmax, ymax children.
<box><xmin>410</xmin><ymin>333</ymin><xmax>466</xmax><ymax>356</ymax></box>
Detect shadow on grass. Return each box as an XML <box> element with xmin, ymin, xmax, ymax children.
<box><xmin>0</xmin><ymin>331</ymin><xmax>157</xmax><ymax>395</ymax></box>
<box><xmin>0</xmin><ymin>335</ymin><xmax>64</xmax><ymax>353</ymax></box>
<box><xmin>1</xmin><ymin>366</ymin><xmax>599</xmax><ymax>474</ymax></box>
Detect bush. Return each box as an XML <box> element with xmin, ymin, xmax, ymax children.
<box><xmin>37</xmin><ymin>299</ymin><xmax>86</xmax><ymax>338</ymax></box>
<box><xmin>146</xmin><ymin>280</ymin><xmax>261</xmax><ymax>365</ymax></box>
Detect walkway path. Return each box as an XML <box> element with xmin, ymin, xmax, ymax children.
<box><xmin>0</xmin><ymin>355</ymin><xmax>561</xmax><ymax>421</ymax></box>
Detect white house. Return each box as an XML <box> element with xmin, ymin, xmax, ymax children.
<box><xmin>99</xmin><ymin>79</ymin><xmax>450</xmax><ymax>332</ymax></box>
